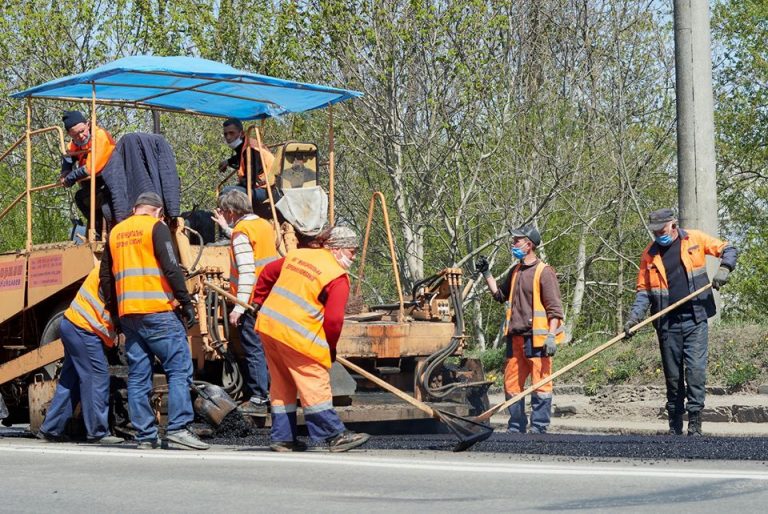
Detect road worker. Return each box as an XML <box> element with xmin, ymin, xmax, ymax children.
<box><xmin>253</xmin><ymin>226</ymin><xmax>370</xmax><ymax>452</ymax></box>
<box><xmin>216</xmin><ymin>189</ymin><xmax>279</xmax><ymax>414</ymax></box>
<box><xmin>624</xmin><ymin>208</ymin><xmax>737</xmax><ymax>436</ymax></box>
<box><xmin>60</xmin><ymin>110</ymin><xmax>116</xmax><ymax>238</ymax></box>
<box><xmin>37</xmin><ymin>267</ymin><xmax>123</xmax><ymax>444</ymax></box>
<box><xmin>217</xmin><ymin>118</ymin><xmax>277</xmax><ymax>210</ymax></box>
<box><xmin>99</xmin><ymin>192</ymin><xmax>208</xmax><ymax>450</ymax></box>
<box><xmin>476</xmin><ymin>225</ymin><xmax>565</xmax><ymax>434</ymax></box>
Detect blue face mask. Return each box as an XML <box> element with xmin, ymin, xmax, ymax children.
<box><xmin>655</xmin><ymin>234</ymin><xmax>673</xmax><ymax>246</ymax></box>
<box><xmin>511</xmin><ymin>246</ymin><xmax>526</xmax><ymax>260</ymax></box>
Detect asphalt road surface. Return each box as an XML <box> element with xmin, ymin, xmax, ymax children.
<box><xmin>1</xmin><ymin>437</ymin><xmax>767</xmax><ymax>513</ymax></box>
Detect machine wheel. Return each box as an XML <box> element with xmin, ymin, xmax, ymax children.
<box><xmin>38</xmin><ymin>308</ymin><xmax>67</xmax><ymax>380</ymax></box>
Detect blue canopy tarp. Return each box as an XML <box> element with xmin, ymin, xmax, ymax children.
<box><xmin>12</xmin><ymin>56</ymin><xmax>361</xmax><ymax>119</ymax></box>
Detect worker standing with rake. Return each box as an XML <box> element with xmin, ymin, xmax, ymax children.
<box><xmin>476</xmin><ymin>226</ymin><xmax>565</xmax><ymax>434</ymax></box>
<box><xmin>253</xmin><ymin>226</ymin><xmax>370</xmax><ymax>452</ymax></box>
<box><xmin>624</xmin><ymin>208</ymin><xmax>737</xmax><ymax>437</ymax></box>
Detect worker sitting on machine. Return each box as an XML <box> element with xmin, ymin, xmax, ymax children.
<box><xmin>218</xmin><ymin>118</ymin><xmax>278</xmax><ymax>212</ymax></box>
<box><xmin>60</xmin><ymin>110</ymin><xmax>116</xmax><ymax>239</ymax></box>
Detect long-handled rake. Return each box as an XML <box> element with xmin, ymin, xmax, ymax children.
<box><xmin>453</xmin><ymin>284</ymin><xmax>713</xmax><ymax>452</ymax></box>
<box><xmin>204</xmin><ymin>280</ymin><xmax>493</xmax><ymax>451</ymax></box>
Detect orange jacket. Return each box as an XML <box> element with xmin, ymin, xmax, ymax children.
<box><xmin>237</xmin><ymin>137</ymin><xmax>275</xmax><ymax>186</ymax></box>
<box><xmin>630</xmin><ymin>228</ymin><xmax>737</xmax><ymax>326</ymax></box>
<box><xmin>229</xmin><ymin>216</ymin><xmax>280</xmax><ymax>303</ymax></box>
<box><xmin>255</xmin><ymin>248</ymin><xmax>347</xmax><ymax>368</ymax></box>
<box><xmin>64</xmin><ymin>267</ymin><xmax>116</xmax><ymax>347</ymax></box>
<box><xmin>505</xmin><ymin>262</ymin><xmax>565</xmax><ymax>347</ymax></box>
<box><xmin>109</xmin><ymin>215</ymin><xmax>175</xmax><ymax>316</ymax></box>
<box><xmin>67</xmin><ymin>126</ymin><xmax>116</xmax><ymax>176</ymax></box>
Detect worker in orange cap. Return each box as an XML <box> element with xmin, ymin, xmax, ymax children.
<box><xmin>253</xmin><ymin>226</ymin><xmax>370</xmax><ymax>452</ymax></box>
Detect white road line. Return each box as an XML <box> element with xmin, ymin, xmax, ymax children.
<box><xmin>1</xmin><ymin>443</ymin><xmax>767</xmax><ymax>481</ymax></box>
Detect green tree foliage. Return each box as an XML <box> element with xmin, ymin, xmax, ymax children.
<box><xmin>713</xmin><ymin>0</ymin><xmax>768</xmax><ymax>319</ymax></box>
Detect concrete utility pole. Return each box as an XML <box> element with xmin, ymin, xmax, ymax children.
<box><xmin>674</xmin><ymin>0</ymin><xmax>721</xmax><ymax>313</ymax></box>
<box><xmin>674</xmin><ymin>0</ymin><xmax>718</xmax><ymax>235</ymax></box>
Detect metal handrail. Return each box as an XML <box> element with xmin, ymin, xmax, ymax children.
<box><xmin>0</xmin><ymin>182</ymin><xmax>61</xmax><ymax>223</ymax></box>
<box><xmin>355</xmin><ymin>192</ymin><xmax>405</xmax><ymax>322</ymax></box>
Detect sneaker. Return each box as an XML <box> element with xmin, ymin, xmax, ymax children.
<box><xmin>136</xmin><ymin>439</ymin><xmax>160</xmax><ymax>450</ymax></box>
<box><xmin>528</xmin><ymin>426</ymin><xmax>547</xmax><ymax>434</ymax></box>
<box><xmin>88</xmin><ymin>435</ymin><xmax>125</xmax><ymax>445</ymax></box>
<box><xmin>270</xmin><ymin>440</ymin><xmax>308</xmax><ymax>453</ymax></box>
<box><xmin>166</xmin><ymin>428</ymin><xmax>210</xmax><ymax>450</ymax></box>
<box><xmin>327</xmin><ymin>431</ymin><xmax>370</xmax><ymax>453</ymax></box>
<box><xmin>239</xmin><ymin>397</ymin><xmax>269</xmax><ymax>416</ymax></box>
<box><xmin>36</xmin><ymin>430</ymin><xmax>66</xmax><ymax>442</ymax></box>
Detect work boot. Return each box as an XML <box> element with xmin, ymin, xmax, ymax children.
<box><xmin>269</xmin><ymin>439</ymin><xmax>308</xmax><ymax>453</ymax></box>
<box><xmin>239</xmin><ymin>397</ymin><xmax>269</xmax><ymax>416</ymax></box>
<box><xmin>668</xmin><ymin>415</ymin><xmax>683</xmax><ymax>435</ymax></box>
<box><xmin>687</xmin><ymin>411</ymin><xmax>702</xmax><ymax>437</ymax></box>
<box><xmin>166</xmin><ymin>428</ymin><xmax>211</xmax><ymax>450</ymax></box>
<box><xmin>327</xmin><ymin>431</ymin><xmax>370</xmax><ymax>453</ymax></box>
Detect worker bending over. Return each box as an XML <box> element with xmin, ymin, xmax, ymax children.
<box><xmin>100</xmin><ymin>192</ymin><xmax>208</xmax><ymax>450</ymax></box>
<box><xmin>254</xmin><ymin>226</ymin><xmax>370</xmax><ymax>452</ymax></box>
<box><xmin>624</xmin><ymin>208</ymin><xmax>737</xmax><ymax>436</ymax></box>
<box><xmin>217</xmin><ymin>190</ymin><xmax>279</xmax><ymax>413</ymax></box>
<box><xmin>60</xmin><ymin>110</ymin><xmax>116</xmax><ymax>238</ymax></box>
<box><xmin>37</xmin><ymin>267</ymin><xmax>123</xmax><ymax>445</ymax></box>
<box><xmin>476</xmin><ymin>225</ymin><xmax>564</xmax><ymax>434</ymax></box>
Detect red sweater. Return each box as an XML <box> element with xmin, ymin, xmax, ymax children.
<box><xmin>252</xmin><ymin>257</ymin><xmax>349</xmax><ymax>349</ymax></box>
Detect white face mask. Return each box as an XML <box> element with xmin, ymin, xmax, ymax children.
<box><xmin>332</xmin><ymin>250</ymin><xmax>354</xmax><ymax>270</ymax></box>
<box><xmin>73</xmin><ymin>134</ymin><xmax>91</xmax><ymax>147</ymax></box>
<box><xmin>227</xmin><ymin>137</ymin><xmax>243</xmax><ymax>149</ymax></box>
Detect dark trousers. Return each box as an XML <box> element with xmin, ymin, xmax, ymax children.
<box><xmin>40</xmin><ymin>318</ymin><xmax>110</xmax><ymax>439</ymax></box>
<box><xmin>238</xmin><ymin>312</ymin><xmax>270</xmax><ymax>401</ymax></box>
<box><xmin>74</xmin><ymin>183</ymin><xmax>107</xmax><ymax>238</ymax></box>
<box><xmin>657</xmin><ymin>311</ymin><xmax>709</xmax><ymax>416</ymax></box>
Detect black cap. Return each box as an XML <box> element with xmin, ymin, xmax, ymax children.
<box><xmin>648</xmin><ymin>208</ymin><xmax>677</xmax><ymax>231</ymax></box>
<box><xmin>223</xmin><ymin>117</ymin><xmax>243</xmax><ymax>131</ymax></box>
<box><xmin>134</xmin><ymin>191</ymin><xmax>164</xmax><ymax>208</ymax></box>
<box><xmin>62</xmin><ymin>110</ymin><xmax>87</xmax><ymax>131</ymax></box>
<box><xmin>510</xmin><ymin>225</ymin><xmax>541</xmax><ymax>246</ymax></box>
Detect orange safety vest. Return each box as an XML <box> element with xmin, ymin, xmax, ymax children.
<box><xmin>64</xmin><ymin>266</ymin><xmax>116</xmax><ymax>347</ymax></box>
<box><xmin>505</xmin><ymin>262</ymin><xmax>565</xmax><ymax>348</ymax></box>
<box><xmin>255</xmin><ymin>248</ymin><xmax>347</xmax><ymax>368</ymax></box>
<box><xmin>237</xmin><ymin>137</ymin><xmax>275</xmax><ymax>185</ymax></box>
<box><xmin>67</xmin><ymin>126</ymin><xmax>116</xmax><ymax>176</ymax></box>
<box><xmin>229</xmin><ymin>216</ymin><xmax>280</xmax><ymax>303</ymax></box>
<box><xmin>109</xmin><ymin>214</ymin><xmax>175</xmax><ymax>316</ymax></box>
<box><xmin>636</xmin><ymin>228</ymin><xmax>728</xmax><ymax>319</ymax></box>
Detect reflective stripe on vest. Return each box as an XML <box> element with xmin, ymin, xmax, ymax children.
<box><xmin>255</xmin><ymin>248</ymin><xmax>346</xmax><ymax>368</ymax></box>
<box><xmin>64</xmin><ymin>267</ymin><xmax>116</xmax><ymax>347</ymax></box>
<box><xmin>504</xmin><ymin>261</ymin><xmax>565</xmax><ymax>348</ymax></box>
<box><xmin>110</xmin><ymin>215</ymin><xmax>175</xmax><ymax>316</ymax></box>
<box><xmin>229</xmin><ymin>216</ymin><xmax>280</xmax><ymax>303</ymax></box>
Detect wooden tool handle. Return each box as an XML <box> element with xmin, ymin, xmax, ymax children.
<box><xmin>336</xmin><ymin>357</ymin><xmax>436</xmax><ymax>418</ymax></box>
<box><xmin>475</xmin><ymin>283</ymin><xmax>713</xmax><ymax>421</ymax></box>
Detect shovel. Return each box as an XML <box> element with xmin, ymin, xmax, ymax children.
<box><xmin>192</xmin><ymin>382</ymin><xmax>238</xmax><ymax>427</ymax></box>
<box><xmin>204</xmin><ymin>280</ymin><xmax>493</xmax><ymax>451</ymax></box>
<box><xmin>462</xmin><ymin>283</ymin><xmax>713</xmax><ymax>451</ymax></box>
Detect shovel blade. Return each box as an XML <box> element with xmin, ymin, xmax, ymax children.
<box><xmin>434</xmin><ymin>409</ymin><xmax>493</xmax><ymax>452</ymax></box>
<box><xmin>193</xmin><ymin>383</ymin><xmax>238</xmax><ymax>426</ymax></box>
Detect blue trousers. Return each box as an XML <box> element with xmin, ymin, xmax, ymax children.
<box><xmin>238</xmin><ymin>312</ymin><xmax>270</xmax><ymax>401</ymax></box>
<box><xmin>657</xmin><ymin>311</ymin><xmax>709</xmax><ymax>416</ymax></box>
<box><xmin>122</xmin><ymin>312</ymin><xmax>194</xmax><ymax>441</ymax></box>
<box><xmin>41</xmin><ymin>318</ymin><xmax>110</xmax><ymax>439</ymax></box>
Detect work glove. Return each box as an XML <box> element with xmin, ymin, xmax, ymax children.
<box><xmin>543</xmin><ymin>334</ymin><xmax>557</xmax><ymax>357</ymax></box>
<box><xmin>475</xmin><ymin>256</ymin><xmax>491</xmax><ymax>278</ymax></box>
<box><xmin>711</xmin><ymin>266</ymin><xmax>730</xmax><ymax>290</ymax></box>
<box><xmin>623</xmin><ymin>318</ymin><xmax>639</xmax><ymax>339</ymax></box>
<box><xmin>181</xmin><ymin>303</ymin><xmax>197</xmax><ymax>330</ymax></box>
